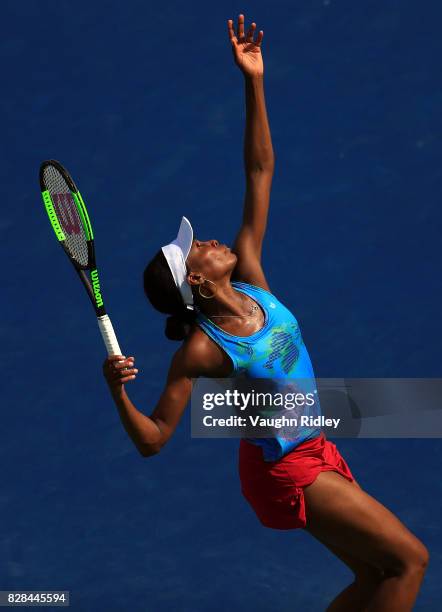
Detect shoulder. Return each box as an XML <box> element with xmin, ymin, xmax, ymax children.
<box><xmin>176</xmin><ymin>325</ymin><xmax>224</xmax><ymax>377</ymax></box>
<box><xmin>232</xmin><ymin>279</ymin><xmax>274</xmax><ymax>298</ymax></box>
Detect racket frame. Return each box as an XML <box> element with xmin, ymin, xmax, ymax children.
<box><xmin>40</xmin><ymin>159</ymin><xmax>106</xmax><ymax>317</ymax></box>
<box><xmin>40</xmin><ymin>159</ymin><xmax>122</xmax><ymax>356</ymax></box>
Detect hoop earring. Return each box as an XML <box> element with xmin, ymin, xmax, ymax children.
<box><xmin>198</xmin><ymin>278</ymin><xmax>217</xmax><ymax>299</ymax></box>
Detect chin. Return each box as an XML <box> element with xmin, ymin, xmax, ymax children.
<box><xmin>227</xmin><ymin>251</ymin><xmax>238</xmax><ymax>272</ymax></box>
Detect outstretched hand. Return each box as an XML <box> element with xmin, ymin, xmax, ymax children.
<box><xmin>228</xmin><ymin>14</ymin><xmax>264</xmax><ymax>78</ymax></box>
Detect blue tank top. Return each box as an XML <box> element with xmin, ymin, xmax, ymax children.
<box><xmin>195</xmin><ymin>281</ymin><xmax>322</xmax><ymax>461</ymax></box>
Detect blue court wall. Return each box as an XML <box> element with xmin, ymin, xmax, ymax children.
<box><xmin>1</xmin><ymin>1</ymin><xmax>441</xmax><ymax>610</ymax></box>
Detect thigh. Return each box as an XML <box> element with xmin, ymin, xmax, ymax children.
<box><xmin>303</xmin><ymin>471</ymin><xmax>424</xmax><ymax>573</ymax></box>
<box><xmin>307</xmin><ymin>478</ymin><xmax>383</xmax><ymax>579</ymax></box>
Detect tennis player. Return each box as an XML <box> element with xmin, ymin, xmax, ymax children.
<box><xmin>103</xmin><ymin>14</ymin><xmax>428</xmax><ymax>611</ymax></box>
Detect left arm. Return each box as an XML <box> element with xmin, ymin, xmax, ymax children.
<box><xmin>228</xmin><ymin>15</ymin><xmax>274</xmax><ymax>290</ymax></box>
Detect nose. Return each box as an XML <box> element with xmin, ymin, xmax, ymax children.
<box><xmin>194</xmin><ymin>239</ymin><xmax>219</xmax><ymax>248</ymax></box>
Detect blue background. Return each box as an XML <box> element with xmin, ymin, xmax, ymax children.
<box><xmin>1</xmin><ymin>1</ymin><xmax>441</xmax><ymax>610</ymax></box>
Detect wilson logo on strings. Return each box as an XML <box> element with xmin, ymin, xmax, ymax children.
<box><xmin>91</xmin><ymin>269</ymin><xmax>104</xmax><ymax>307</ymax></box>
<box><xmin>53</xmin><ymin>193</ymin><xmax>81</xmax><ymax>235</ymax></box>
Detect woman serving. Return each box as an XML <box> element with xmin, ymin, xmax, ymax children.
<box><xmin>103</xmin><ymin>14</ymin><xmax>428</xmax><ymax>611</ymax></box>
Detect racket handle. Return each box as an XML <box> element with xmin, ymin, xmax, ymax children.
<box><xmin>97</xmin><ymin>314</ymin><xmax>122</xmax><ymax>356</ymax></box>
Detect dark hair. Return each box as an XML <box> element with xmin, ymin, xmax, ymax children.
<box><xmin>143</xmin><ymin>250</ymin><xmax>196</xmax><ymax>341</ymax></box>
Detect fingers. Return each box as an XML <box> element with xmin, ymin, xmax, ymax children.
<box><xmin>246</xmin><ymin>22</ymin><xmax>256</xmax><ymax>43</ymax></box>
<box><xmin>113</xmin><ymin>358</ymin><xmax>135</xmax><ymax>370</ymax></box>
<box><xmin>245</xmin><ymin>22</ymin><xmax>264</xmax><ymax>47</ymax></box>
<box><xmin>104</xmin><ymin>355</ymin><xmax>134</xmax><ymax>365</ymax></box>
<box><xmin>227</xmin><ymin>19</ymin><xmax>236</xmax><ymax>42</ymax></box>
<box><xmin>103</xmin><ymin>355</ymin><xmax>132</xmax><ymax>369</ymax></box>
<box><xmin>227</xmin><ymin>15</ymin><xmax>263</xmax><ymax>47</ymax></box>
<box><xmin>227</xmin><ymin>14</ymin><xmax>245</xmax><ymax>41</ymax></box>
<box><xmin>119</xmin><ymin>370</ymin><xmax>138</xmax><ymax>384</ymax></box>
<box><xmin>103</xmin><ymin>355</ymin><xmax>138</xmax><ymax>385</ymax></box>
<box><xmin>111</xmin><ymin>360</ymin><xmax>138</xmax><ymax>382</ymax></box>
<box><xmin>111</xmin><ymin>358</ymin><xmax>137</xmax><ymax>374</ymax></box>
<box><xmin>237</xmin><ymin>13</ymin><xmax>244</xmax><ymax>40</ymax></box>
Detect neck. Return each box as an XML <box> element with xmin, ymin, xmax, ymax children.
<box><xmin>194</xmin><ymin>279</ymin><xmax>250</xmax><ymax>318</ymax></box>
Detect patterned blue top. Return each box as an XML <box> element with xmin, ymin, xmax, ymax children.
<box><xmin>195</xmin><ymin>281</ymin><xmax>321</xmax><ymax>461</ymax></box>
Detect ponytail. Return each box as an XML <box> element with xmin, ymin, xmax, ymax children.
<box><xmin>143</xmin><ymin>250</ymin><xmax>197</xmax><ymax>341</ymax></box>
<box><xmin>165</xmin><ymin>308</ymin><xmax>197</xmax><ymax>341</ymax></box>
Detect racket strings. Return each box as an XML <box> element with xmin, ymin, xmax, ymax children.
<box><xmin>43</xmin><ymin>165</ymin><xmax>89</xmax><ymax>267</ymax></box>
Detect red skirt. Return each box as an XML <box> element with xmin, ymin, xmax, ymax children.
<box><xmin>239</xmin><ymin>433</ymin><xmax>355</xmax><ymax>530</ymax></box>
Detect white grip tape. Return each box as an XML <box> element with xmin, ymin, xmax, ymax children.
<box><xmin>97</xmin><ymin>315</ymin><xmax>122</xmax><ymax>356</ymax></box>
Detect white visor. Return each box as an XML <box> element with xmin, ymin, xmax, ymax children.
<box><xmin>161</xmin><ymin>216</ymin><xmax>194</xmax><ymax>310</ymax></box>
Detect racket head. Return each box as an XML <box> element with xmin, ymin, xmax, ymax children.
<box><xmin>39</xmin><ymin>159</ymin><xmax>106</xmax><ymax>316</ymax></box>
<box><xmin>40</xmin><ymin>159</ymin><xmax>95</xmax><ymax>270</ymax></box>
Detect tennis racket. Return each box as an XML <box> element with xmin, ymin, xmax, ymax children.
<box><xmin>39</xmin><ymin>159</ymin><xmax>122</xmax><ymax>356</ymax></box>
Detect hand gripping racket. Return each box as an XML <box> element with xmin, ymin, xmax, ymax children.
<box><xmin>39</xmin><ymin>159</ymin><xmax>122</xmax><ymax>356</ymax></box>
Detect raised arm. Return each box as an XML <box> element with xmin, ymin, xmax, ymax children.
<box><xmin>228</xmin><ymin>14</ymin><xmax>274</xmax><ymax>291</ymax></box>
